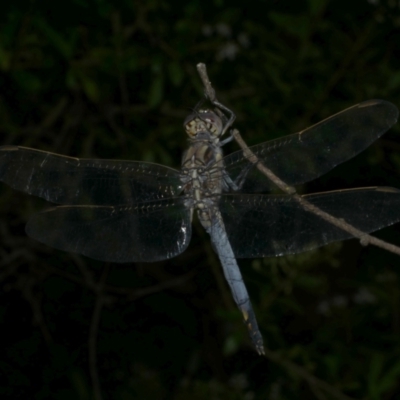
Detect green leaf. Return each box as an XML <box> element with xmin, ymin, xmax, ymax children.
<box><xmin>12</xmin><ymin>70</ymin><xmax>42</xmax><ymax>92</ymax></box>
<box><xmin>307</xmin><ymin>0</ymin><xmax>327</xmax><ymax>15</ymax></box>
<box><xmin>379</xmin><ymin>361</ymin><xmax>400</xmax><ymax>393</ymax></box>
<box><xmin>147</xmin><ymin>72</ymin><xmax>164</xmax><ymax>108</ymax></box>
<box><xmin>295</xmin><ymin>274</ymin><xmax>324</xmax><ymax>289</ymax></box>
<box><xmin>268</xmin><ymin>12</ymin><xmax>310</xmax><ymax>39</ymax></box>
<box><xmin>387</xmin><ymin>73</ymin><xmax>400</xmax><ymax>90</ymax></box>
<box><xmin>367</xmin><ymin>353</ymin><xmax>385</xmax><ymax>398</ymax></box>
<box><xmin>34</xmin><ymin>18</ymin><xmax>76</xmax><ymax>59</ymax></box>
<box><xmin>80</xmin><ymin>76</ymin><xmax>100</xmax><ymax>103</ymax></box>
<box><xmin>70</xmin><ymin>69</ymin><xmax>100</xmax><ymax>102</ymax></box>
<box><xmin>168</xmin><ymin>61</ymin><xmax>184</xmax><ymax>86</ymax></box>
<box><xmin>0</xmin><ymin>45</ymin><xmax>10</xmax><ymax>71</ymax></box>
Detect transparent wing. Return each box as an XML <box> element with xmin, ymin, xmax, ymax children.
<box><xmin>25</xmin><ymin>198</ymin><xmax>191</xmax><ymax>263</ymax></box>
<box><xmin>223</xmin><ymin>100</ymin><xmax>398</xmax><ymax>193</ymax></box>
<box><xmin>0</xmin><ymin>146</ymin><xmax>182</xmax><ymax>205</ymax></box>
<box><xmin>219</xmin><ymin>187</ymin><xmax>400</xmax><ymax>258</ymax></box>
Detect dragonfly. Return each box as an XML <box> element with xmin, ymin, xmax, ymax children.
<box><xmin>0</xmin><ymin>99</ymin><xmax>399</xmax><ymax>355</ymax></box>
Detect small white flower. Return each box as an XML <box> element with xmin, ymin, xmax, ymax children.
<box><xmin>215</xmin><ymin>22</ymin><xmax>232</xmax><ymax>38</ymax></box>
<box><xmin>353</xmin><ymin>287</ymin><xmax>376</xmax><ymax>304</ymax></box>
<box><xmin>202</xmin><ymin>24</ymin><xmax>213</xmax><ymax>36</ymax></box>
<box><xmin>216</xmin><ymin>42</ymin><xmax>239</xmax><ymax>61</ymax></box>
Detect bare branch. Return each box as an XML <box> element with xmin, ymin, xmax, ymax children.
<box><xmin>88</xmin><ymin>264</ymin><xmax>110</xmax><ymax>400</ymax></box>
<box><xmin>197</xmin><ymin>63</ymin><xmax>216</xmax><ymax>102</ymax></box>
<box><xmin>232</xmin><ymin>129</ymin><xmax>400</xmax><ymax>257</ymax></box>
<box><xmin>196</xmin><ymin>64</ymin><xmax>400</xmax><ymax>258</ymax></box>
<box><xmin>263</xmin><ymin>347</ymin><xmax>356</xmax><ymax>400</ymax></box>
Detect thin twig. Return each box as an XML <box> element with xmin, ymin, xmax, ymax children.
<box><xmin>21</xmin><ymin>276</ymin><xmax>53</xmax><ymax>346</ymax></box>
<box><xmin>125</xmin><ymin>269</ymin><xmax>196</xmax><ymax>300</ymax></box>
<box><xmin>196</xmin><ymin>62</ymin><xmax>400</xmax><ymax>257</ymax></box>
<box><xmin>232</xmin><ymin>129</ymin><xmax>400</xmax><ymax>256</ymax></box>
<box><xmin>263</xmin><ymin>348</ymin><xmax>355</xmax><ymax>400</ymax></box>
<box><xmin>89</xmin><ymin>264</ymin><xmax>110</xmax><ymax>400</ymax></box>
<box><xmin>197</xmin><ymin>63</ymin><xmax>216</xmax><ymax>102</ymax></box>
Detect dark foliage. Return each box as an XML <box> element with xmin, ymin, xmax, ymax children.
<box><xmin>1</xmin><ymin>0</ymin><xmax>400</xmax><ymax>398</ymax></box>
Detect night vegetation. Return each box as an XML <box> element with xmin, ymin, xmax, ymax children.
<box><xmin>1</xmin><ymin>0</ymin><xmax>400</xmax><ymax>398</ymax></box>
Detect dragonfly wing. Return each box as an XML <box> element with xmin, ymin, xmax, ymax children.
<box><xmin>26</xmin><ymin>198</ymin><xmax>191</xmax><ymax>263</ymax></box>
<box><xmin>0</xmin><ymin>146</ymin><xmax>182</xmax><ymax>205</ymax></box>
<box><xmin>219</xmin><ymin>187</ymin><xmax>400</xmax><ymax>258</ymax></box>
<box><xmin>224</xmin><ymin>100</ymin><xmax>398</xmax><ymax>193</ymax></box>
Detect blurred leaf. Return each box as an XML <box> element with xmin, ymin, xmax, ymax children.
<box><xmin>368</xmin><ymin>353</ymin><xmax>400</xmax><ymax>398</ymax></box>
<box><xmin>295</xmin><ymin>274</ymin><xmax>324</xmax><ymax>289</ymax></box>
<box><xmin>223</xmin><ymin>335</ymin><xmax>240</xmax><ymax>356</ymax></box>
<box><xmin>79</xmin><ymin>74</ymin><xmax>100</xmax><ymax>102</ymax></box>
<box><xmin>34</xmin><ymin>18</ymin><xmax>77</xmax><ymax>59</ymax></box>
<box><xmin>147</xmin><ymin>71</ymin><xmax>164</xmax><ymax>108</ymax></box>
<box><xmin>378</xmin><ymin>361</ymin><xmax>400</xmax><ymax>394</ymax></box>
<box><xmin>94</xmin><ymin>0</ymin><xmax>113</xmax><ymax>17</ymax></box>
<box><xmin>307</xmin><ymin>0</ymin><xmax>327</xmax><ymax>15</ymax></box>
<box><xmin>12</xmin><ymin>70</ymin><xmax>42</xmax><ymax>92</ymax></box>
<box><xmin>323</xmin><ymin>354</ymin><xmax>340</xmax><ymax>379</ymax></box>
<box><xmin>70</xmin><ymin>369</ymin><xmax>91</xmax><ymax>400</ymax></box>
<box><xmin>0</xmin><ymin>45</ymin><xmax>10</xmax><ymax>71</ymax></box>
<box><xmin>387</xmin><ymin>72</ymin><xmax>400</xmax><ymax>91</ymax></box>
<box><xmin>268</xmin><ymin>12</ymin><xmax>310</xmax><ymax>38</ymax></box>
<box><xmin>66</xmin><ymin>68</ymin><xmax>79</xmax><ymax>90</ymax></box>
<box><xmin>168</xmin><ymin>61</ymin><xmax>184</xmax><ymax>86</ymax></box>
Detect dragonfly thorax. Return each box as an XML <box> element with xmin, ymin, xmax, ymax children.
<box><xmin>183</xmin><ymin>109</ymin><xmax>223</xmax><ymax>139</ymax></box>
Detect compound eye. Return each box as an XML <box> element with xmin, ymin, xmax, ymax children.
<box><xmin>185</xmin><ymin>119</ymin><xmax>197</xmax><ymax>137</ymax></box>
<box><xmin>205</xmin><ymin>118</ymin><xmax>220</xmax><ymax>136</ymax></box>
<box><xmin>183</xmin><ymin>110</ymin><xmax>223</xmax><ymax>137</ymax></box>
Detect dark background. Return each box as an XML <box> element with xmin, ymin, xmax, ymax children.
<box><xmin>1</xmin><ymin>0</ymin><xmax>400</xmax><ymax>399</ymax></box>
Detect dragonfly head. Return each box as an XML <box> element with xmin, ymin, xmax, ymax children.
<box><xmin>184</xmin><ymin>110</ymin><xmax>223</xmax><ymax>139</ymax></box>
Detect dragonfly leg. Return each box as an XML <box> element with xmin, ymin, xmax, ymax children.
<box><xmin>233</xmin><ymin>163</ymin><xmax>254</xmax><ymax>190</ymax></box>
<box><xmin>222</xmin><ymin>171</ymin><xmax>240</xmax><ymax>191</ymax></box>
<box><xmin>211</xmin><ymin>101</ymin><xmax>236</xmax><ymax>137</ymax></box>
<box><xmin>219</xmin><ymin>134</ymin><xmax>234</xmax><ymax>146</ymax></box>
<box><xmin>222</xmin><ymin>163</ymin><xmax>254</xmax><ymax>192</ymax></box>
